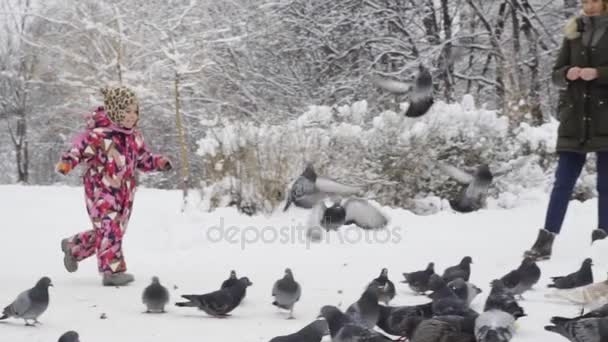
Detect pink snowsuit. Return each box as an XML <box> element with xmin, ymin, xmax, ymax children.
<box><xmin>60</xmin><ymin>107</ymin><xmax>166</xmax><ymax>274</ymax></box>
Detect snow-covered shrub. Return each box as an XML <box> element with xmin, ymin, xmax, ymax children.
<box><xmin>195</xmin><ymin>95</ymin><xmax>586</xmax><ymax>214</ymax></box>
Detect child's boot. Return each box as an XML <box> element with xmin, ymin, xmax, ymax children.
<box><xmin>102</xmin><ymin>272</ymin><xmax>135</xmax><ymax>286</ymax></box>
<box><xmin>523</xmin><ymin>229</ymin><xmax>555</xmax><ymax>261</ymax></box>
<box><xmin>61</xmin><ymin>238</ymin><xmax>78</xmax><ymax>273</ymax></box>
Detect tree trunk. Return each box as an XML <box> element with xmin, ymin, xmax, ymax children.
<box><xmin>174</xmin><ymin>72</ymin><xmax>190</xmax><ymax>208</ymax></box>
<box><xmin>439</xmin><ymin>0</ymin><xmax>454</xmax><ymax>101</ymax></box>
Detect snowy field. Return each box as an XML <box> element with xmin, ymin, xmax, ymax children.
<box><xmin>1</xmin><ymin>184</ymin><xmax>607</xmax><ymax>341</ymax></box>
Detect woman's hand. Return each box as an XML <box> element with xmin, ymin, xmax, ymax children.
<box><xmin>566</xmin><ymin>67</ymin><xmax>582</xmax><ymax>81</ymax></box>
<box><xmin>580</xmin><ymin>68</ymin><xmax>599</xmax><ymax>81</ymax></box>
<box><xmin>158</xmin><ymin>158</ymin><xmax>173</xmax><ymax>171</ymax></box>
<box><xmin>55</xmin><ymin>161</ymin><xmax>72</xmax><ymax>175</ymax></box>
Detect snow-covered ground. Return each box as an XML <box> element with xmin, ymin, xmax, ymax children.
<box><xmin>1</xmin><ymin>185</ymin><xmax>606</xmax><ymax>341</ymax></box>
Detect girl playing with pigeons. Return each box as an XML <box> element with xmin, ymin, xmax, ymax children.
<box><xmin>55</xmin><ymin>86</ymin><xmax>172</xmax><ymax>286</ymax></box>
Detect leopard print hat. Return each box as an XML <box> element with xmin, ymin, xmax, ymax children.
<box><xmin>100</xmin><ymin>86</ymin><xmax>139</xmax><ymax>124</ymax></box>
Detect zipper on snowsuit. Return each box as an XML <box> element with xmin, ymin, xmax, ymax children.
<box><xmin>581</xmin><ymin>17</ymin><xmax>596</xmax><ymax>146</ymax></box>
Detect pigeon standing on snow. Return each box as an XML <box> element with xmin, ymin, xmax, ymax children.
<box><xmin>367</xmin><ymin>268</ymin><xmax>396</xmax><ymax>305</ymax></box>
<box><xmin>428</xmin><ymin>274</ymin><xmax>470</xmax><ymax>316</ymax></box>
<box><xmin>545</xmin><ymin>316</ymin><xmax>608</xmax><ymax>342</ymax></box>
<box><xmin>221</xmin><ymin>270</ymin><xmax>239</xmax><ymax>289</ymax></box>
<box><xmin>58</xmin><ymin>331</ymin><xmax>80</xmax><ymax>342</ymax></box>
<box><xmin>474</xmin><ymin>309</ymin><xmax>516</xmax><ymax>342</ymax></box>
<box><xmin>442</xmin><ymin>256</ymin><xmax>473</xmax><ymax>282</ymax></box>
<box><xmin>447</xmin><ymin>278</ymin><xmax>483</xmax><ymax>307</ymax></box>
<box><xmin>500</xmin><ymin>257</ymin><xmax>541</xmax><ymax>298</ymax></box>
<box><xmin>269</xmin><ymin>319</ymin><xmax>328</xmax><ymax>342</ymax></box>
<box><xmin>308</xmin><ymin>197</ymin><xmax>389</xmax><ymax>233</ymax></box>
<box><xmin>551</xmin><ymin>303</ymin><xmax>608</xmax><ymax>324</ymax></box>
<box><xmin>319</xmin><ymin>305</ymin><xmax>394</xmax><ymax>342</ymax></box>
<box><xmin>272</xmin><ymin>268</ymin><xmax>302</xmax><ymax>319</ymax></box>
<box><xmin>346</xmin><ymin>287</ymin><xmax>381</xmax><ymax>329</ymax></box>
<box><xmin>142</xmin><ymin>276</ymin><xmax>170</xmax><ymax>313</ymax></box>
<box><xmin>283</xmin><ymin>164</ymin><xmax>361</xmax><ymax>211</ymax></box>
<box><xmin>376</xmin><ymin>302</ymin><xmax>433</xmax><ymax>338</ymax></box>
<box><xmin>548</xmin><ymin>258</ymin><xmax>594</xmax><ymax>289</ymax></box>
<box><xmin>175</xmin><ymin>277</ymin><xmax>253</xmax><ymax>317</ymax></box>
<box><xmin>410</xmin><ymin>318</ymin><xmax>475</xmax><ymax>342</ymax></box>
<box><xmin>484</xmin><ymin>280</ymin><xmax>526</xmax><ymax>319</ymax></box>
<box><xmin>0</xmin><ymin>276</ymin><xmax>53</xmax><ymax>326</ymax></box>
<box><xmin>372</xmin><ymin>64</ymin><xmax>435</xmax><ymax>118</ymax></box>
<box><xmin>432</xmin><ymin>156</ymin><xmax>535</xmax><ymax>213</ymax></box>
<box><xmin>402</xmin><ymin>262</ymin><xmax>435</xmax><ymax>294</ymax></box>
<box><xmin>545</xmin><ymin>275</ymin><xmax>608</xmax><ymax>309</ymax></box>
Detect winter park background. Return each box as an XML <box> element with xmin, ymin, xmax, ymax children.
<box><xmin>1</xmin><ymin>0</ymin><xmax>608</xmax><ymax>341</ymax></box>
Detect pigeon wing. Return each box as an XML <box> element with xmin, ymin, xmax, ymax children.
<box><xmin>436</xmin><ymin>161</ymin><xmax>475</xmax><ymax>184</ymax></box>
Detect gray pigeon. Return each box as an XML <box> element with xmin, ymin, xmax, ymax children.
<box><xmin>500</xmin><ymin>257</ymin><xmax>541</xmax><ymax>298</ymax></box>
<box><xmin>221</xmin><ymin>270</ymin><xmax>239</xmax><ymax>289</ymax></box>
<box><xmin>428</xmin><ymin>275</ymin><xmax>471</xmax><ymax>317</ymax></box>
<box><xmin>283</xmin><ymin>164</ymin><xmax>361</xmax><ymax>211</ymax></box>
<box><xmin>372</xmin><ymin>64</ymin><xmax>435</xmax><ymax>118</ymax></box>
<box><xmin>58</xmin><ymin>331</ymin><xmax>80</xmax><ymax>342</ymax></box>
<box><xmin>434</xmin><ymin>156</ymin><xmax>534</xmax><ymax>213</ymax></box>
<box><xmin>591</xmin><ymin>229</ymin><xmax>607</xmax><ymax>244</ymax></box>
<box><xmin>548</xmin><ymin>258</ymin><xmax>594</xmax><ymax>289</ymax></box>
<box><xmin>447</xmin><ymin>278</ymin><xmax>482</xmax><ymax>307</ymax></box>
<box><xmin>484</xmin><ymin>280</ymin><xmax>526</xmax><ymax>319</ymax></box>
<box><xmin>410</xmin><ymin>318</ymin><xmax>476</xmax><ymax>342</ymax></box>
<box><xmin>269</xmin><ymin>319</ymin><xmax>328</xmax><ymax>342</ymax></box>
<box><xmin>319</xmin><ymin>305</ymin><xmax>396</xmax><ymax>342</ymax></box>
<box><xmin>442</xmin><ymin>256</ymin><xmax>473</xmax><ymax>282</ymax></box>
<box><xmin>310</xmin><ymin>197</ymin><xmax>389</xmax><ymax>233</ymax></box>
<box><xmin>0</xmin><ymin>276</ymin><xmax>52</xmax><ymax>326</ymax></box>
<box><xmin>474</xmin><ymin>310</ymin><xmax>516</xmax><ymax>342</ymax></box>
<box><xmin>551</xmin><ymin>303</ymin><xmax>608</xmax><ymax>325</ymax></box>
<box><xmin>272</xmin><ymin>268</ymin><xmax>302</xmax><ymax>319</ymax></box>
<box><xmin>402</xmin><ymin>262</ymin><xmax>435</xmax><ymax>294</ymax></box>
<box><xmin>545</xmin><ymin>316</ymin><xmax>608</xmax><ymax>342</ymax></box>
<box><xmin>175</xmin><ymin>277</ymin><xmax>252</xmax><ymax>317</ymax></box>
<box><xmin>367</xmin><ymin>268</ymin><xmax>396</xmax><ymax>305</ymax></box>
<box><xmin>377</xmin><ymin>302</ymin><xmax>433</xmax><ymax>338</ymax></box>
<box><xmin>346</xmin><ymin>287</ymin><xmax>381</xmax><ymax>329</ymax></box>
<box><xmin>142</xmin><ymin>276</ymin><xmax>170</xmax><ymax>313</ymax></box>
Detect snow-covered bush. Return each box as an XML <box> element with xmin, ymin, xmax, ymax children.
<box><xmin>195</xmin><ymin>95</ymin><xmax>589</xmax><ymax>214</ymax></box>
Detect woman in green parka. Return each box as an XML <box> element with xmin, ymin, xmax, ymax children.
<box><xmin>525</xmin><ymin>0</ymin><xmax>608</xmax><ymax>261</ymax></box>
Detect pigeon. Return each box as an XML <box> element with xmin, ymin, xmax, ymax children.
<box><xmin>142</xmin><ymin>276</ymin><xmax>170</xmax><ymax>313</ymax></box>
<box><xmin>551</xmin><ymin>303</ymin><xmax>608</xmax><ymax>325</ymax></box>
<box><xmin>500</xmin><ymin>257</ymin><xmax>541</xmax><ymax>298</ymax></box>
<box><xmin>319</xmin><ymin>305</ymin><xmax>396</xmax><ymax>342</ymax></box>
<box><xmin>428</xmin><ymin>274</ymin><xmax>471</xmax><ymax>316</ymax></box>
<box><xmin>591</xmin><ymin>229</ymin><xmax>607</xmax><ymax>244</ymax></box>
<box><xmin>474</xmin><ymin>310</ymin><xmax>516</xmax><ymax>342</ymax></box>
<box><xmin>484</xmin><ymin>280</ymin><xmax>526</xmax><ymax>319</ymax></box>
<box><xmin>221</xmin><ymin>270</ymin><xmax>239</xmax><ymax>290</ymax></box>
<box><xmin>545</xmin><ymin>276</ymin><xmax>608</xmax><ymax>310</ymax></box>
<box><xmin>402</xmin><ymin>262</ymin><xmax>435</xmax><ymax>294</ymax></box>
<box><xmin>372</xmin><ymin>64</ymin><xmax>435</xmax><ymax>118</ymax></box>
<box><xmin>283</xmin><ymin>164</ymin><xmax>361</xmax><ymax>211</ymax></box>
<box><xmin>175</xmin><ymin>277</ymin><xmax>253</xmax><ymax>317</ymax></box>
<box><xmin>548</xmin><ymin>258</ymin><xmax>594</xmax><ymax>289</ymax></box>
<box><xmin>0</xmin><ymin>276</ymin><xmax>53</xmax><ymax>326</ymax></box>
<box><xmin>410</xmin><ymin>318</ymin><xmax>476</xmax><ymax>342</ymax></box>
<box><xmin>433</xmin><ymin>156</ymin><xmax>535</xmax><ymax>213</ymax></box>
<box><xmin>269</xmin><ymin>319</ymin><xmax>328</xmax><ymax>342</ymax></box>
<box><xmin>376</xmin><ymin>302</ymin><xmax>433</xmax><ymax>338</ymax></box>
<box><xmin>447</xmin><ymin>278</ymin><xmax>482</xmax><ymax>307</ymax></box>
<box><xmin>442</xmin><ymin>256</ymin><xmax>473</xmax><ymax>282</ymax></box>
<box><xmin>272</xmin><ymin>268</ymin><xmax>302</xmax><ymax>319</ymax></box>
<box><xmin>309</xmin><ymin>197</ymin><xmax>389</xmax><ymax>233</ymax></box>
<box><xmin>346</xmin><ymin>287</ymin><xmax>381</xmax><ymax>329</ymax></box>
<box><xmin>545</xmin><ymin>316</ymin><xmax>608</xmax><ymax>342</ymax></box>
<box><xmin>58</xmin><ymin>331</ymin><xmax>80</xmax><ymax>342</ymax></box>
<box><xmin>435</xmin><ymin>313</ymin><xmax>479</xmax><ymax>335</ymax></box>
<box><xmin>367</xmin><ymin>268</ymin><xmax>396</xmax><ymax>305</ymax></box>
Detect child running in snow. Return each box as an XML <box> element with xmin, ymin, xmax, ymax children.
<box><xmin>56</xmin><ymin>86</ymin><xmax>172</xmax><ymax>286</ymax></box>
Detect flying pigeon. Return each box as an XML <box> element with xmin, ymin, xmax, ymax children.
<box><xmin>372</xmin><ymin>64</ymin><xmax>435</xmax><ymax>118</ymax></box>
<box><xmin>308</xmin><ymin>197</ymin><xmax>389</xmax><ymax>235</ymax></box>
